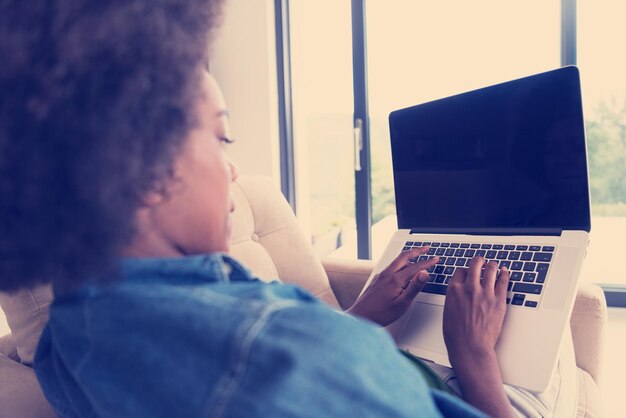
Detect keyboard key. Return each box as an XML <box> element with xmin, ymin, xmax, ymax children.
<box><xmin>436</xmin><ymin>275</ymin><xmax>446</xmax><ymax>283</ymax></box>
<box><xmin>406</xmin><ymin>242</ymin><xmax>415</xmax><ymax>246</ymax></box>
<box><xmin>434</xmin><ymin>265</ymin><xmax>445</xmax><ymax>274</ymax></box>
<box><xmin>523</xmin><ymin>272</ymin><xmax>536</xmax><ymax>282</ymax></box>
<box><xmin>427</xmin><ymin>265</ymin><xmax>435</xmax><ymax>273</ymax></box>
<box><xmin>523</xmin><ymin>262</ymin><xmax>536</xmax><ymax>271</ymax></box>
<box><xmin>444</xmin><ymin>266</ymin><xmax>455</xmax><ymax>275</ymax></box>
<box><xmin>536</xmin><ymin>263</ymin><xmax>549</xmax><ymax>272</ymax></box>
<box><xmin>525</xmin><ymin>301</ymin><xmax>538</xmax><ymax>308</ymax></box>
<box><xmin>512</xmin><ymin>293</ymin><xmax>526</xmax><ymax>305</ymax></box>
<box><xmin>529</xmin><ymin>245</ymin><xmax>541</xmax><ymax>251</ymax></box>
<box><xmin>445</xmin><ymin>277</ymin><xmax>451</xmax><ymax>284</ymax></box>
<box><xmin>402</xmin><ymin>247</ymin><xmax>411</xmax><ymax>251</ymax></box>
<box><xmin>476</xmin><ymin>250</ymin><xmax>486</xmax><ymax>257</ymax></box>
<box><xmin>422</xmin><ymin>242</ymin><xmax>431</xmax><ymax>246</ymax></box>
<box><xmin>437</xmin><ymin>257</ymin><xmax>446</xmax><ymax>265</ymax></box>
<box><xmin>496</xmin><ymin>251</ymin><xmax>508</xmax><ymax>260</ymax></box>
<box><xmin>499</xmin><ymin>260</ymin><xmax>511</xmax><ymax>269</ymax></box>
<box><xmin>454</xmin><ymin>249</ymin><xmax>465</xmax><ymax>257</ymax></box>
<box><xmin>419</xmin><ymin>255</ymin><xmax>428</xmax><ymax>261</ymax></box>
<box><xmin>460</xmin><ymin>243</ymin><xmax>470</xmax><ymax>248</ymax></box>
<box><xmin>510</xmin><ymin>272</ymin><xmax>523</xmax><ymax>281</ymax></box>
<box><xmin>435</xmin><ymin>248</ymin><xmax>446</xmax><ymax>256</ymax></box>
<box><xmin>533</xmin><ymin>252</ymin><xmax>553</xmax><ymax>262</ymax></box>
<box><xmin>481</xmin><ymin>244</ymin><xmax>492</xmax><ymax>249</ymax></box>
<box><xmin>493</xmin><ymin>244</ymin><xmax>504</xmax><ymax>250</ymax></box>
<box><xmin>516</xmin><ymin>245</ymin><xmax>528</xmax><ymax>251</ymax></box>
<box><xmin>470</xmin><ymin>243</ymin><xmax>481</xmax><ymax>249</ymax></box>
<box><xmin>450</xmin><ymin>243</ymin><xmax>460</xmax><ymax>248</ymax></box>
<box><xmin>465</xmin><ymin>249</ymin><xmax>476</xmax><ymax>257</ymax></box>
<box><xmin>464</xmin><ymin>258</ymin><xmax>472</xmax><ymax>266</ymax></box>
<box><xmin>511</xmin><ymin>261</ymin><xmax>524</xmax><ymax>270</ymax></box>
<box><xmin>431</xmin><ymin>242</ymin><xmax>440</xmax><ymax>247</ymax></box>
<box><xmin>542</xmin><ymin>246</ymin><xmax>555</xmax><ymax>252</ymax></box>
<box><xmin>537</xmin><ymin>270</ymin><xmax>547</xmax><ymax>284</ymax></box>
<box><xmin>455</xmin><ymin>258</ymin><xmax>466</xmax><ymax>266</ymax></box>
<box><xmin>512</xmin><ymin>283</ymin><xmax>543</xmax><ymax>295</ymax></box>
<box><xmin>445</xmin><ymin>249</ymin><xmax>455</xmax><ymax>256</ymax></box>
<box><xmin>426</xmin><ymin>247</ymin><xmax>435</xmax><ymax>255</ymax></box>
<box><xmin>445</xmin><ymin>257</ymin><xmax>456</xmax><ymax>265</ymax></box>
<box><xmin>520</xmin><ymin>252</ymin><xmax>533</xmax><ymax>261</ymax></box>
<box><xmin>441</xmin><ymin>243</ymin><xmax>450</xmax><ymax>248</ymax></box>
<box><xmin>506</xmin><ymin>298</ymin><xmax>511</xmax><ymax>304</ymax></box>
<box><xmin>421</xmin><ymin>283</ymin><xmax>448</xmax><ymax>295</ymax></box>
<box><xmin>504</xmin><ymin>245</ymin><xmax>516</xmax><ymax>250</ymax></box>
<box><xmin>508</xmin><ymin>251</ymin><xmax>521</xmax><ymax>260</ymax></box>
<box><xmin>428</xmin><ymin>274</ymin><xmax>436</xmax><ymax>282</ymax></box>
<box><xmin>486</xmin><ymin>250</ymin><xmax>497</xmax><ymax>259</ymax></box>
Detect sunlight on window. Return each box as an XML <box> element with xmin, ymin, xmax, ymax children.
<box><xmin>290</xmin><ymin>1</ymin><xmax>356</xmax><ymax>257</ymax></box>
<box><xmin>366</xmin><ymin>0</ymin><xmax>559</xmax><ymax>227</ymax></box>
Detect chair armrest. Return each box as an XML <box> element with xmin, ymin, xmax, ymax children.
<box><xmin>321</xmin><ymin>257</ymin><xmax>376</xmax><ymax>310</ymax></box>
<box><xmin>570</xmin><ymin>283</ymin><xmax>607</xmax><ymax>385</ymax></box>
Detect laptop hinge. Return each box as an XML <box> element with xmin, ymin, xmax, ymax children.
<box><xmin>408</xmin><ymin>228</ymin><xmax>563</xmax><ymax>236</ymax></box>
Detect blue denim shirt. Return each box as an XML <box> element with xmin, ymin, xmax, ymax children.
<box><xmin>34</xmin><ymin>254</ymin><xmax>485</xmax><ymax>418</ymax></box>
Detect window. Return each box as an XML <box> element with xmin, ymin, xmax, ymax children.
<box><xmin>282</xmin><ymin>0</ymin><xmax>626</xmax><ymax>295</ymax></box>
<box><xmin>289</xmin><ymin>1</ymin><xmax>357</xmax><ymax>258</ymax></box>
<box><xmin>578</xmin><ymin>0</ymin><xmax>626</xmax><ymax>286</ymax></box>
<box><xmin>366</xmin><ymin>0</ymin><xmax>560</xmax><ymax>258</ymax></box>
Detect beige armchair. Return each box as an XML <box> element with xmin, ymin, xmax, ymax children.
<box><xmin>0</xmin><ymin>175</ymin><xmax>607</xmax><ymax>417</ymax></box>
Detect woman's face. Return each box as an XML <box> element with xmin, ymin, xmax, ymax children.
<box><xmin>143</xmin><ymin>73</ymin><xmax>238</xmax><ymax>256</ymax></box>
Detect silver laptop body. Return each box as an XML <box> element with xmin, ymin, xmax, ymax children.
<box><xmin>361</xmin><ymin>67</ymin><xmax>590</xmax><ymax>392</ymax></box>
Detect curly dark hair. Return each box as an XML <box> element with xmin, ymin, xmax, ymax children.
<box><xmin>0</xmin><ymin>0</ymin><xmax>224</xmax><ymax>291</ymax></box>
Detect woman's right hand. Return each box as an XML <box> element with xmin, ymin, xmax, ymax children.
<box><xmin>442</xmin><ymin>257</ymin><xmax>509</xmax><ymax>363</ymax></box>
<box><xmin>442</xmin><ymin>257</ymin><xmax>514</xmax><ymax>418</ymax></box>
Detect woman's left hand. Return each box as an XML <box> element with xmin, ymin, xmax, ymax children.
<box><xmin>347</xmin><ymin>247</ymin><xmax>438</xmax><ymax>326</ymax></box>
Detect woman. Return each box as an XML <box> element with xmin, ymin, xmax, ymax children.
<box><xmin>1</xmin><ymin>1</ymin><xmax>573</xmax><ymax>417</ymax></box>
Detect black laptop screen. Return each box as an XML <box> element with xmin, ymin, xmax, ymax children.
<box><xmin>389</xmin><ymin>67</ymin><xmax>591</xmax><ymax>232</ymax></box>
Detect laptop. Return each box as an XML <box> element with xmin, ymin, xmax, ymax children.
<box><xmin>361</xmin><ymin>66</ymin><xmax>590</xmax><ymax>392</ymax></box>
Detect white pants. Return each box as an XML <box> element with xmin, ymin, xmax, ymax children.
<box><xmin>428</xmin><ymin>327</ymin><xmax>578</xmax><ymax>418</ymax></box>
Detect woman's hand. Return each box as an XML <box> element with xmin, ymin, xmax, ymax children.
<box><xmin>443</xmin><ymin>257</ymin><xmax>514</xmax><ymax>418</ymax></box>
<box><xmin>347</xmin><ymin>247</ymin><xmax>438</xmax><ymax>327</ymax></box>
<box><xmin>443</xmin><ymin>257</ymin><xmax>509</xmax><ymax>362</ymax></box>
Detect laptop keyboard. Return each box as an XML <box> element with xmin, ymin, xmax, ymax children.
<box><xmin>402</xmin><ymin>241</ymin><xmax>556</xmax><ymax>309</ymax></box>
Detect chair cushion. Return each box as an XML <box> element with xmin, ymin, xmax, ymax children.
<box><xmin>0</xmin><ymin>285</ymin><xmax>53</xmax><ymax>364</ymax></box>
<box><xmin>229</xmin><ymin>176</ymin><xmax>339</xmax><ymax>307</ymax></box>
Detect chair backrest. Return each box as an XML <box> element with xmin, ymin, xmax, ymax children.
<box><xmin>228</xmin><ymin>175</ymin><xmax>339</xmax><ymax>307</ymax></box>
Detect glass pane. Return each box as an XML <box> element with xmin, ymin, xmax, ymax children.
<box><xmin>578</xmin><ymin>1</ymin><xmax>626</xmax><ymax>285</ymax></box>
<box><xmin>366</xmin><ymin>0</ymin><xmax>560</xmax><ymax>259</ymax></box>
<box><xmin>289</xmin><ymin>1</ymin><xmax>356</xmax><ymax>258</ymax></box>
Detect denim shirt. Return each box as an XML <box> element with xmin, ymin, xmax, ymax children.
<box><xmin>34</xmin><ymin>254</ymin><xmax>485</xmax><ymax>418</ymax></box>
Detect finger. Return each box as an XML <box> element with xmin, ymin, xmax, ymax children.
<box><xmin>482</xmin><ymin>260</ymin><xmax>499</xmax><ymax>292</ymax></box>
<box><xmin>449</xmin><ymin>267</ymin><xmax>467</xmax><ymax>285</ymax></box>
<box><xmin>495</xmin><ymin>266</ymin><xmax>510</xmax><ymax>300</ymax></box>
<box><xmin>467</xmin><ymin>256</ymin><xmax>486</xmax><ymax>286</ymax></box>
<box><xmin>402</xmin><ymin>255</ymin><xmax>439</xmax><ymax>273</ymax></box>
<box><xmin>386</xmin><ymin>246</ymin><xmax>430</xmax><ymax>272</ymax></box>
<box><xmin>401</xmin><ymin>270</ymin><xmax>429</xmax><ymax>300</ymax></box>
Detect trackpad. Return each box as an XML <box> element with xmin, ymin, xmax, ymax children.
<box><xmin>399</xmin><ymin>303</ymin><xmax>448</xmax><ymax>362</ymax></box>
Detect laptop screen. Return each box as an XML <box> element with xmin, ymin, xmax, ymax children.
<box><xmin>389</xmin><ymin>67</ymin><xmax>591</xmax><ymax>232</ymax></box>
